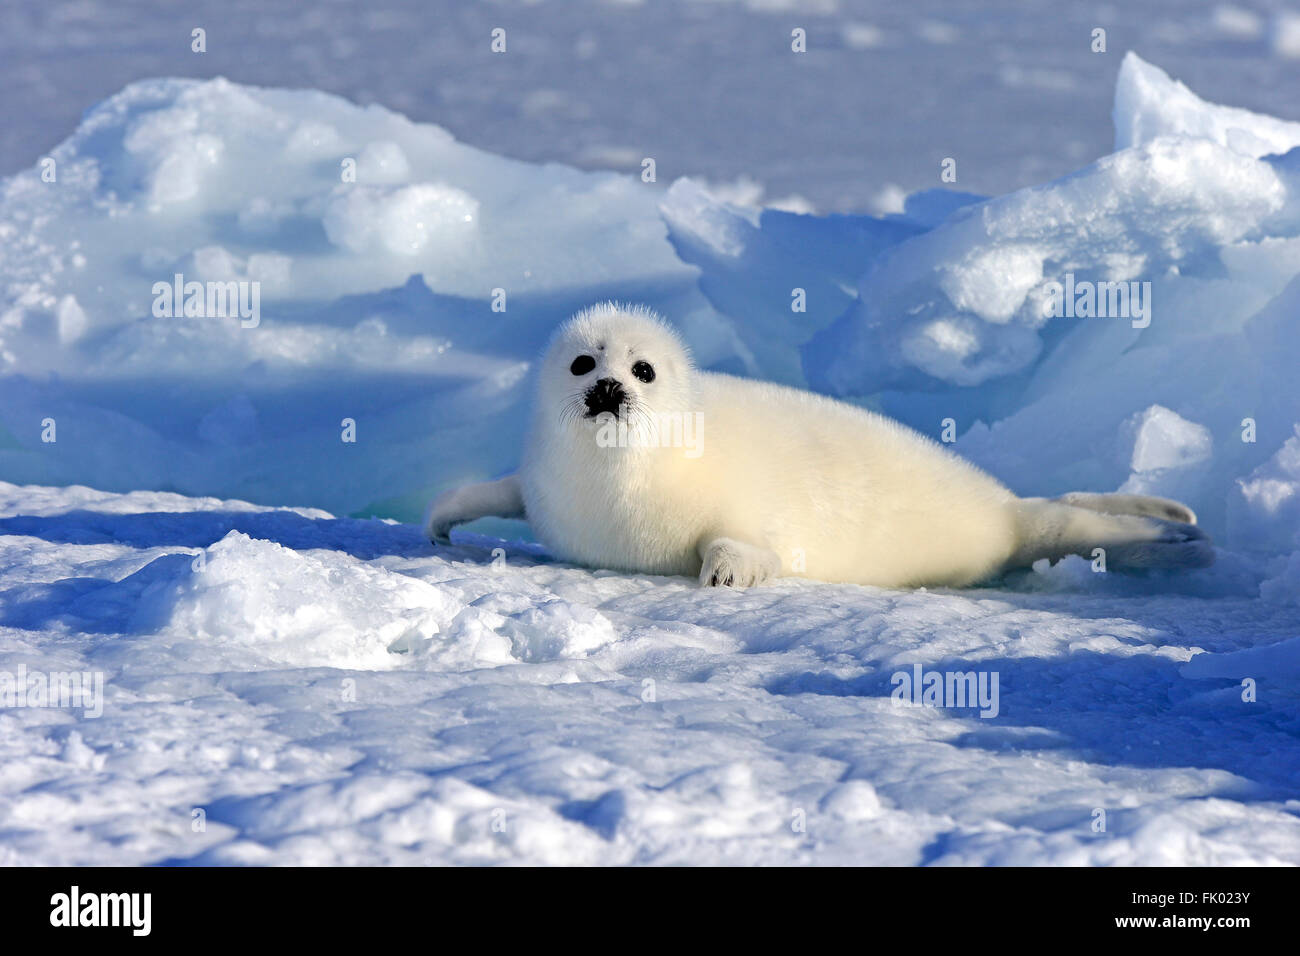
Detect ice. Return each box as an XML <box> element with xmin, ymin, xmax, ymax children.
<box><xmin>1181</xmin><ymin>633</ymin><xmax>1300</xmax><ymax>679</ymax></box>
<box><xmin>1113</xmin><ymin>52</ymin><xmax>1300</xmax><ymax>158</ymax></box>
<box><xmin>660</xmin><ymin>177</ymin><xmax>924</xmax><ymax>381</ymax></box>
<box><xmin>1273</xmin><ymin>12</ymin><xmax>1300</xmax><ymax>59</ymax></box>
<box><xmin>1123</xmin><ymin>405</ymin><xmax>1214</xmax><ymax>473</ymax></box>
<box><xmin>1232</xmin><ymin>425</ymin><xmax>1300</xmax><ymax>554</ymax></box>
<box><xmin>1261</xmin><ymin>551</ymin><xmax>1300</xmax><ymax>605</ymax></box>
<box><xmin>805</xmin><ymin>132</ymin><xmax>1289</xmax><ymax>390</ymax></box>
<box><xmin>321</xmin><ymin>182</ymin><xmax>479</xmax><ymax>257</ymax></box>
<box><xmin>0</xmin><ymin>75</ymin><xmax>722</xmax><ymax>518</ymax></box>
<box><xmin>1211</xmin><ymin>6</ymin><xmax>1264</xmax><ymax>41</ymax></box>
<box><xmin>799</xmin><ymin>58</ymin><xmax>1300</xmax><ymax>574</ymax></box>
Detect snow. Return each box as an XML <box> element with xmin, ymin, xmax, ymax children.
<box><xmin>1123</xmin><ymin>405</ymin><xmax>1214</xmax><ymax>475</ymax></box>
<box><xmin>1113</xmin><ymin>51</ymin><xmax>1300</xmax><ymax>158</ymax></box>
<box><xmin>10</xmin><ymin>0</ymin><xmax>1300</xmax><ymax>212</ymax></box>
<box><xmin>1212</xmin><ymin>5</ymin><xmax>1265</xmax><ymax>41</ymax></box>
<box><xmin>3</xmin><ymin>18</ymin><xmax>1300</xmax><ymax>863</ymax></box>
<box><xmin>1234</xmin><ymin>425</ymin><xmax>1300</xmax><ymax>554</ymax></box>
<box><xmin>1273</xmin><ymin>11</ymin><xmax>1300</xmax><ymax>59</ymax></box>
<box><xmin>3</xmin><ymin>480</ymin><xmax>1299</xmax><ymax>865</ymax></box>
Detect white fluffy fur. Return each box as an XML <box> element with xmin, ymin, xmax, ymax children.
<box><xmin>427</xmin><ymin>304</ymin><xmax>1213</xmax><ymax>588</ymax></box>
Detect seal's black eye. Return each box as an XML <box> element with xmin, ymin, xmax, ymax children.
<box><xmin>570</xmin><ymin>355</ymin><xmax>596</xmax><ymax>376</ymax></box>
<box><xmin>631</xmin><ymin>360</ymin><xmax>655</xmax><ymax>383</ymax></box>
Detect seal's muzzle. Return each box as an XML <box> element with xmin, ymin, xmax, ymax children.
<box><xmin>584</xmin><ymin>377</ymin><xmax>626</xmax><ymax>418</ymax></box>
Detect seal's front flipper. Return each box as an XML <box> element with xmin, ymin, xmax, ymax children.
<box><xmin>697</xmin><ymin>536</ymin><xmax>782</xmax><ymax>588</ymax></box>
<box><xmin>425</xmin><ymin>474</ymin><xmax>525</xmax><ymax>544</ymax></box>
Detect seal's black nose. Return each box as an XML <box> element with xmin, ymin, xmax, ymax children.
<box><xmin>584</xmin><ymin>377</ymin><xmax>626</xmax><ymax>417</ymax></box>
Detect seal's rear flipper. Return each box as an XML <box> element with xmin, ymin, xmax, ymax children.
<box><xmin>1054</xmin><ymin>491</ymin><xmax>1197</xmax><ymax>526</ymax></box>
<box><xmin>1103</xmin><ymin>519</ymin><xmax>1215</xmax><ymax>569</ymax></box>
<box><xmin>1010</xmin><ymin>498</ymin><xmax>1214</xmax><ymax>571</ymax></box>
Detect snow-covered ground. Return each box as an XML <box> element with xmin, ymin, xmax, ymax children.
<box><xmin>2</xmin><ymin>480</ymin><xmax>1298</xmax><ymax>865</ymax></box>
<box><xmin>3</xmin><ymin>2</ymin><xmax>1300</xmax><ymax>864</ymax></box>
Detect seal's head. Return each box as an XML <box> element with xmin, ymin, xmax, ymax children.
<box><xmin>537</xmin><ymin>303</ymin><xmax>694</xmax><ymax>437</ymax></box>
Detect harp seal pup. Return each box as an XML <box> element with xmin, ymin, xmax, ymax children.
<box><xmin>426</xmin><ymin>303</ymin><xmax>1212</xmax><ymax>589</ymax></box>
